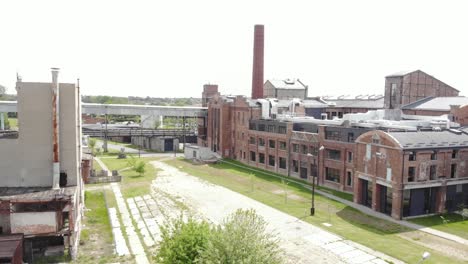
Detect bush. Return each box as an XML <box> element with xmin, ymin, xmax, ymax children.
<box><xmin>154</xmin><ymin>209</ymin><xmax>283</xmax><ymax>264</ymax></box>
<box><xmin>156</xmin><ymin>217</ymin><xmax>211</xmax><ymax>264</ymax></box>
<box><xmin>198</xmin><ymin>209</ymin><xmax>283</xmax><ymax>264</ymax></box>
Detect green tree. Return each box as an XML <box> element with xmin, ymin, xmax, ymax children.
<box><xmin>156</xmin><ymin>217</ymin><xmax>211</xmax><ymax>264</ymax></box>
<box><xmin>199</xmin><ymin>209</ymin><xmax>283</xmax><ymax>264</ymax></box>
<box><xmin>88</xmin><ymin>138</ymin><xmax>97</xmax><ymax>156</ymax></box>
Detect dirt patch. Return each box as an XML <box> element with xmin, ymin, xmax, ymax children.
<box><xmin>272</xmin><ymin>189</ymin><xmax>307</xmax><ymax>202</ymax></box>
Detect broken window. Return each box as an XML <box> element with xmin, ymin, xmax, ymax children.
<box><xmin>408</xmin><ymin>167</ymin><xmax>415</xmax><ymax>182</ymax></box>
<box><xmin>268</xmin><ymin>155</ymin><xmax>275</xmax><ymax>166</ymax></box>
<box><xmin>279</xmin><ymin>157</ymin><xmax>287</xmax><ymax>169</ymax></box>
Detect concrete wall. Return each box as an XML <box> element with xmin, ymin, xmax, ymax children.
<box><xmin>0</xmin><ymin>82</ymin><xmax>80</xmax><ymax>187</ymax></box>
<box><xmin>10</xmin><ymin>212</ymin><xmax>57</xmax><ymax>234</ymax></box>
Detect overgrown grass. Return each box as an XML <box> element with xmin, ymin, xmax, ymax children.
<box><xmin>76</xmin><ymin>191</ymin><xmax>128</xmax><ymax>263</ymax></box>
<box><xmin>100</xmin><ymin>156</ymin><xmax>160</xmax><ymax>198</ymax></box>
<box><xmin>163</xmin><ymin>158</ymin><xmax>465</xmax><ymax>264</ymax></box>
<box><xmin>8</xmin><ymin>117</ymin><xmax>18</xmax><ymax>129</ymax></box>
<box><xmin>409</xmin><ymin>213</ymin><xmax>468</xmax><ymax>239</ymax></box>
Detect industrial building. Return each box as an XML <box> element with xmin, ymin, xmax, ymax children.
<box><xmin>0</xmin><ymin>69</ymin><xmax>83</xmax><ymax>261</ymax></box>
<box><xmin>198</xmin><ymin>24</ymin><xmax>468</xmax><ymax>219</ymax></box>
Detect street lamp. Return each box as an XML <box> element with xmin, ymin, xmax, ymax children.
<box><xmin>309</xmin><ymin>145</ymin><xmax>324</xmax><ymax>216</ymax></box>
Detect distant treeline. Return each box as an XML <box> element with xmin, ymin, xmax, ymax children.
<box><xmin>81</xmin><ymin>95</ymin><xmax>201</xmax><ymax>106</ymax></box>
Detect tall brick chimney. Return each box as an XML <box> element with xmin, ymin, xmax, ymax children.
<box><xmin>251</xmin><ymin>25</ymin><xmax>264</xmax><ymax>99</ymax></box>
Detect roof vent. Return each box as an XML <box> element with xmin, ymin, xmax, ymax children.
<box><xmin>284</xmin><ymin>79</ymin><xmax>295</xmax><ymax>85</ymax></box>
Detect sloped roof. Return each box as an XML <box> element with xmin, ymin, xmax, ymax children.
<box><xmin>324</xmin><ymin>98</ymin><xmax>384</xmax><ymax>109</ymax></box>
<box><xmin>402</xmin><ymin>97</ymin><xmax>468</xmax><ymax>111</ymax></box>
<box><xmin>388</xmin><ymin>130</ymin><xmax>468</xmax><ymax>149</ymax></box>
<box><xmin>386</xmin><ymin>70</ymin><xmax>416</xmax><ymax>77</ymax></box>
<box><xmin>267</xmin><ymin>79</ymin><xmax>307</xmax><ymax>89</ymax></box>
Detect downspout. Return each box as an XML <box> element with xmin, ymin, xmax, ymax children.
<box><xmin>52</xmin><ymin>68</ymin><xmax>60</xmax><ymax>190</ymax></box>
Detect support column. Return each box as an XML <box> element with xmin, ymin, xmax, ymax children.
<box><xmin>0</xmin><ymin>112</ymin><xmax>4</xmax><ymax>130</ymax></box>
<box><xmin>160</xmin><ymin>115</ymin><xmax>164</xmax><ymax>129</ymax></box>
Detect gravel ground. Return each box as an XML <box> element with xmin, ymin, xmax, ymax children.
<box><xmin>150</xmin><ymin>161</ymin><xmax>401</xmax><ymax>264</ymax></box>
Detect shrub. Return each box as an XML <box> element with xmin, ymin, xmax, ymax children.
<box><xmin>156</xmin><ymin>217</ymin><xmax>211</xmax><ymax>264</ymax></box>
<box><xmin>198</xmin><ymin>209</ymin><xmax>283</xmax><ymax>264</ymax></box>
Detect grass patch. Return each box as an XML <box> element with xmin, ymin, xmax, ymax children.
<box><xmin>217</xmin><ymin>159</ymin><xmax>353</xmax><ymax>202</ymax></box>
<box><xmin>164</xmin><ymin>158</ymin><xmax>465</xmax><ymax>264</ymax></box>
<box><xmin>76</xmin><ymin>190</ymin><xmax>126</xmax><ymax>263</ymax></box>
<box><xmin>409</xmin><ymin>213</ymin><xmax>468</xmax><ymax>240</ymax></box>
<box><xmin>100</xmin><ymin>156</ymin><xmax>160</xmax><ymax>198</ymax></box>
<box><xmin>93</xmin><ymin>158</ymin><xmax>103</xmax><ymax>171</ymax></box>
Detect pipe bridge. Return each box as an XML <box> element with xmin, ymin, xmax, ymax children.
<box><xmin>0</xmin><ymin>101</ymin><xmax>207</xmax><ymax>117</ymax></box>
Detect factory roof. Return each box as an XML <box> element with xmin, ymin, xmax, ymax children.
<box><xmin>0</xmin><ymin>186</ymin><xmax>77</xmax><ymax>202</ymax></box>
<box><xmin>388</xmin><ymin>130</ymin><xmax>468</xmax><ymax>149</ymax></box>
<box><xmin>402</xmin><ymin>97</ymin><xmax>468</xmax><ymax>111</ymax></box>
<box><xmin>323</xmin><ymin>97</ymin><xmax>384</xmax><ymax>109</ymax></box>
<box><xmin>266</xmin><ymin>79</ymin><xmax>307</xmax><ymax>89</ymax></box>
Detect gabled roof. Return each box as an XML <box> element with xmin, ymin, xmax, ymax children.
<box><xmin>266</xmin><ymin>79</ymin><xmax>307</xmax><ymax>89</ymax></box>
<box><xmin>388</xmin><ymin>130</ymin><xmax>468</xmax><ymax>149</ymax></box>
<box><xmin>402</xmin><ymin>97</ymin><xmax>468</xmax><ymax>111</ymax></box>
<box><xmin>385</xmin><ymin>70</ymin><xmax>459</xmax><ymax>92</ymax></box>
<box><xmin>386</xmin><ymin>70</ymin><xmax>416</xmax><ymax>77</ymax></box>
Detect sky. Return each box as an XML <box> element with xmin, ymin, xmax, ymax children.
<box><xmin>0</xmin><ymin>0</ymin><xmax>467</xmax><ymax>98</ymax></box>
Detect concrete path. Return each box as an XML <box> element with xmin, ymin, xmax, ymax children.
<box><xmin>108</xmin><ymin>207</ymin><xmax>130</xmax><ymax>256</ymax></box>
<box><xmin>151</xmin><ymin>161</ymin><xmax>402</xmax><ymax>264</ymax></box>
<box><xmin>314</xmin><ymin>188</ymin><xmax>468</xmax><ymax>246</ymax></box>
<box><xmin>93</xmin><ymin>157</ymin><xmax>111</xmax><ymax>176</ymax></box>
<box><xmin>95</xmin><ymin>155</ymin><xmax>149</xmax><ymax>264</ymax></box>
<box><xmin>111</xmin><ymin>183</ymin><xmax>149</xmax><ymax>264</ymax></box>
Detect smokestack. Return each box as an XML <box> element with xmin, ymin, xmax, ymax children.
<box><xmin>251</xmin><ymin>25</ymin><xmax>264</xmax><ymax>99</ymax></box>
<box><xmin>51</xmin><ymin>68</ymin><xmax>60</xmax><ymax>190</ymax></box>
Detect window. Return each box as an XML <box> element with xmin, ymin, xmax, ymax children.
<box><xmin>258</xmin><ymin>124</ymin><xmax>265</xmax><ymax>131</ymax></box>
<box><xmin>347</xmin><ymin>132</ymin><xmax>354</xmax><ymax>142</ymax></box>
<box><xmin>366</xmin><ymin>144</ymin><xmax>371</xmax><ymax>160</ymax></box>
<box><xmin>325</xmin><ymin>130</ymin><xmax>341</xmax><ymax>141</ymax></box>
<box><xmin>250</xmin><ymin>151</ymin><xmax>256</xmax><ymax>162</ymax></box>
<box><xmin>292</xmin><ymin>144</ymin><xmax>299</xmax><ymax>153</ymax></box>
<box><xmin>452</xmin><ymin>150</ymin><xmax>458</xmax><ymax>159</ymax></box>
<box><xmin>279</xmin><ymin>157</ymin><xmax>287</xmax><ymax>169</ymax></box>
<box><xmin>326</xmin><ymin>149</ymin><xmax>341</xmax><ymax>160</ymax></box>
<box><xmin>268</xmin><ymin>155</ymin><xmax>275</xmax><ymax>166</ymax></box>
<box><xmin>243</xmin><ymin>152</ymin><xmax>246</xmax><ymax>159</ymax></box>
<box><xmin>347</xmin><ymin>151</ymin><xmax>353</xmax><ymax>162</ymax></box>
<box><xmin>309</xmin><ymin>146</ymin><xmax>318</xmax><ymax>155</ymax></box>
<box><xmin>193</xmin><ymin>151</ymin><xmax>196</xmax><ymax>158</ymax></box>
<box><xmin>269</xmin><ymin>140</ymin><xmax>275</xmax><ymax>148</ymax></box>
<box><xmin>259</xmin><ymin>153</ymin><xmax>265</xmax><ymax>164</ymax></box>
<box><xmin>325</xmin><ymin>167</ymin><xmax>340</xmax><ymax>183</ymax></box>
<box><xmin>429</xmin><ymin>165</ymin><xmax>437</xmax><ymax>180</ymax></box>
<box><xmin>408</xmin><ymin>152</ymin><xmax>416</xmax><ymax>161</ymax></box>
<box><xmin>451</xmin><ymin>164</ymin><xmax>457</xmax><ymax>178</ymax></box>
<box><xmin>278</xmin><ymin>126</ymin><xmax>287</xmax><ymax>134</ymax></box>
<box><xmin>249</xmin><ymin>137</ymin><xmax>256</xmax><ymax>144</ymax></box>
<box><xmin>301</xmin><ymin>145</ymin><xmax>308</xmax><ymax>154</ymax></box>
<box><xmin>292</xmin><ymin>160</ymin><xmax>299</xmax><ymax>173</ymax></box>
<box><xmin>431</xmin><ymin>152</ymin><xmax>437</xmax><ymax>160</ymax></box>
<box><xmin>267</xmin><ymin>125</ymin><xmax>275</xmax><ymax>133</ymax></box>
<box><xmin>279</xmin><ymin>141</ymin><xmax>286</xmax><ymax>150</ymax></box>
<box><xmin>346</xmin><ymin>171</ymin><xmax>352</xmax><ymax>186</ymax></box>
<box><xmin>408</xmin><ymin>167</ymin><xmax>415</xmax><ymax>182</ymax></box>
<box><xmin>372</xmin><ymin>134</ymin><xmax>380</xmax><ymax>144</ymax></box>
<box><xmin>258</xmin><ymin>138</ymin><xmax>265</xmax><ymax>147</ymax></box>
<box><xmin>249</xmin><ymin>122</ymin><xmax>255</xmax><ymax>130</ymax></box>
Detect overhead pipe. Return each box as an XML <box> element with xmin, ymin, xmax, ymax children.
<box><xmin>51</xmin><ymin>68</ymin><xmax>61</xmax><ymax>189</ymax></box>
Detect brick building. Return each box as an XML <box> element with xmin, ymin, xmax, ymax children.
<box><xmin>384</xmin><ymin>70</ymin><xmax>459</xmax><ymax>109</ymax></box>
<box><xmin>263</xmin><ymin>79</ymin><xmax>308</xmax><ymax>100</ymax></box>
<box><xmin>355</xmin><ymin>130</ymin><xmax>468</xmax><ymax>219</ymax></box>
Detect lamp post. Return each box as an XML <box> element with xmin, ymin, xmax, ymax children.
<box><xmin>309</xmin><ymin>145</ymin><xmax>324</xmax><ymax>216</ymax></box>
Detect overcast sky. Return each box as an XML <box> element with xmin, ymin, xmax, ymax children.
<box><xmin>0</xmin><ymin>0</ymin><xmax>467</xmax><ymax>98</ymax></box>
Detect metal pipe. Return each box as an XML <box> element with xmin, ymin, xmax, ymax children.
<box><xmin>51</xmin><ymin>68</ymin><xmax>60</xmax><ymax>190</ymax></box>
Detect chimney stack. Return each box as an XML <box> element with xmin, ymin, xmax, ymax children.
<box><xmin>251</xmin><ymin>25</ymin><xmax>264</xmax><ymax>99</ymax></box>
<box><xmin>51</xmin><ymin>68</ymin><xmax>61</xmax><ymax>190</ymax></box>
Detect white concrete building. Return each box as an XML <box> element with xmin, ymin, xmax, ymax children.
<box><xmin>0</xmin><ymin>69</ymin><xmax>83</xmax><ymax>262</ymax></box>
